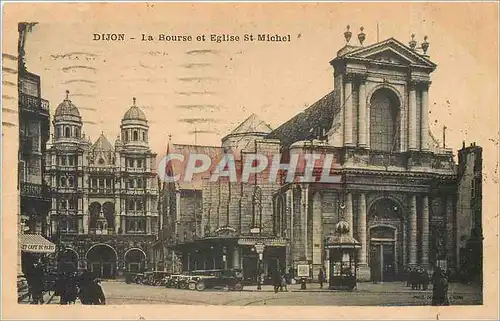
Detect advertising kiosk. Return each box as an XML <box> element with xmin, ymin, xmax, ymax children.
<box><xmin>325</xmin><ymin>221</ymin><xmax>360</xmax><ymax>290</ymax></box>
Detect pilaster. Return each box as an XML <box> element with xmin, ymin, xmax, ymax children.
<box><xmin>408</xmin><ymin>82</ymin><xmax>418</xmax><ymax>151</ymax></box>
<box><xmin>358</xmin><ymin>74</ymin><xmax>368</xmax><ymax>148</ymax></box>
<box><xmin>409</xmin><ymin>195</ymin><xmax>417</xmax><ymax>266</ymax></box>
<box><xmin>344</xmin><ymin>74</ymin><xmax>354</xmax><ymax>146</ymax></box>
<box><xmin>421</xmin><ymin>195</ymin><xmax>430</xmax><ymax>268</ymax></box>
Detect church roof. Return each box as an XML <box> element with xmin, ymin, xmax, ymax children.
<box><xmin>227</xmin><ymin>113</ymin><xmax>273</xmax><ymax>136</ymax></box>
<box><xmin>166</xmin><ymin>143</ymin><xmax>223</xmax><ymax>190</ymax></box>
<box><xmin>54</xmin><ymin>90</ymin><xmax>80</xmax><ymax>118</ymax></box>
<box><xmin>92</xmin><ymin>133</ymin><xmax>114</xmax><ymax>152</ymax></box>
<box><xmin>266</xmin><ymin>91</ymin><xmax>336</xmax><ymax>148</ymax></box>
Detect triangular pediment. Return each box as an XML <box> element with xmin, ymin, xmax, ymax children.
<box><xmin>343</xmin><ymin>38</ymin><xmax>436</xmax><ymax>69</ymax></box>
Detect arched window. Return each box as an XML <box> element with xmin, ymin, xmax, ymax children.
<box><xmin>142</xmin><ymin>132</ymin><xmax>146</xmax><ymax>141</ymax></box>
<box><xmin>124</xmin><ymin>131</ymin><xmax>129</xmax><ymax>141</ymax></box>
<box><xmin>75</xmin><ymin>128</ymin><xmax>80</xmax><ymax>138</ymax></box>
<box><xmin>68</xmin><ymin>177</ymin><xmax>74</xmax><ymax>187</ymax></box>
<box><xmin>61</xmin><ymin>177</ymin><xmax>67</xmax><ymax>187</ymax></box>
<box><xmin>65</xmin><ymin>127</ymin><xmax>70</xmax><ymax>138</ymax></box>
<box><xmin>133</xmin><ymin>130</ymin><xmax>138</xmax><ymax>141</ymax></box>
<box><xmin>369</xmin><ymin>88</ymin><xmax>401</xmax><ymax>152</ymax></box>
<box><xmin>56</xmin><ymin>127</ymin><xmax>61</xmax><ymax>138</ymax></box>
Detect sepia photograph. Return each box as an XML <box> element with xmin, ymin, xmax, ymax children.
<box><xmin>1</xmin><ymin>2</ymin><xmax>498</xmax><ymax>319</ymax></box>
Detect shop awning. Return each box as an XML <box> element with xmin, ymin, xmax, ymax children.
<box><xmin>20</xmin><ymin>234</ymin><xmax>56</xmax><ymax>253</ymax></box>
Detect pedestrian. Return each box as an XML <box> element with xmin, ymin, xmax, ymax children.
<box><xmin>272</xmin><ymin>269</ymin><xmax>281</xmax><ymax>294</ymax></box>
<box><xmin>78</xmin><ymin>271</ymin><xmax>94</xmax><ymax>305</ymax></box>
<box><xmin>55</xmin><ymin>272</ymin><xmax>66</xmax><ymax>304</ymax></box>
<box><xmin>89</xmin><ymin>279</ymin><xmax>106</xmax><ymax>305</ymax></box>
<box><xmin>280</xmin><ymin>270</ymin><xmax>288</xmax><ymax>292</ymax></box>
<box><xmin>421</xmin><ymin>269</ymin><xmax>430</xmax><ymax>291</ymax></box>
<box><xmin>30</xmin><ymin>262</ymin><xmax>45</xmax><ymax>304</ymax></box>
<box><xmin>432</xmin><ymin>267</ymin><xmax>450</xmax><ymax>306</ymax></box>
<box><xmin>318</xmin><ymin>268</ymin><xmax>325</xmax><ymax>289</ymax></box>
<box><xmin>62</xmin><ymin>272</ymin><xmax>78</xmax><ymax>304</ymax></box>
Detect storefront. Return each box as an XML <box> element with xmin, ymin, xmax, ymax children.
<box><xmin>20</xmin><ymin>233</ymin><xmax>56</xmax><ymax>274</ymax></box>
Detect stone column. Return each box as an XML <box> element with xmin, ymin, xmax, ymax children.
<box><xmin>344</xmin><ymin>75</ymin><xmax>354</xmax><ymax>146</ymax></box>
<box><xmin>302</xmin><ymin>186</ymin><xmax>309</xmax><ymax>261</ymax></box>
<box><xmin>409</xmin><ymin>195</ymin><xmax>418</xmax><ymax>266</ymax></box>
<box><xmin>312</xmin><ymin>192</ymin><xmax>323</xmax><ymax>279</ymax></box>
<box><xmin>420</xmin><ymin>84</ymin><xmax>430</xmax><ymax>151</ymax></box>
<box><xmin>357</xmin><ymin>193</ymin><xmax>370</xmax><ymax>280</ymax></box>
<box><xmin>345</xmin><ymin>192</ymin><xmax>353</xmax><ymax>237</ymax></box>
<box><xmin>358</xmin><ymin>76</ymin><xmax>367</xmax><ymax>147</ymax></box>
<box><xmin>232</xmin><ymin>246</ymin><xmax>241</xmax><ymax>269</ymax></box>
<box><xmin>408</xmin><ymin>82</ymin><xmax>418</xmax><ymax>150</ymax></box>
<box><xmin>422</xmin><ymin>196</ymin><xmax>430</xmax><ymax>268</ymax></box>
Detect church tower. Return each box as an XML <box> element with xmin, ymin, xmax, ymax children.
<box><xmin>328</xmin><ymin>26</ymin><xmax>436</xmax><ymax>154</ymax></box>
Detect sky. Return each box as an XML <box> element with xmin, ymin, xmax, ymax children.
<box><xmin>19</xmin><ymin>3</ymin><xmax>498</xmax><ymax>161</ymax></box>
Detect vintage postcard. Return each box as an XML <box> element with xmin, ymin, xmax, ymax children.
<box><xmin>1</xmin><ymin>2</ymin><xmax>498</xmax><ymax>320</ymax></box>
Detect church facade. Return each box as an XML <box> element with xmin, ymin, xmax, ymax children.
<box><xmin>158</xmin><ymin>30</ymin><xmax>461</xmax><ymax>282</ymax></box>
<box><xmin>269</xmin><ymin>31</ymin><xmax>457</xmax><ymax>281</ymax></box>
<box><xmin>46</xmin><ymin>94</ymin><xmax>159</xmax><ymax>278</ymax></box>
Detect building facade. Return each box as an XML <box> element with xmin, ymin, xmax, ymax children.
<box><xmin>270</xmin><ymin>32</ymin><xmax>457</xmax><ymax>281</ymax></box>
<box><xmin>17</xmin><ymin>22</ymin><xmax>54</xmax><ymax>275</ymax></box>
<box><xmin>46</xmin><ymin>95</ymin><xmax>159</xmax><ymax>278</ymax></box>
<box><xmin>156</xmin><ymin>30</ymin><xmax>476</xmax><ymax>283</ymax></box>
<box><xmin>456</xmin><ymin>142</ymin><xmax>483</xmax><ymax>282</ymax></box>
<box><xmin>18</xmin><ymin>23</ymin><xmax>52</xmax><ymax>238</ymax></box>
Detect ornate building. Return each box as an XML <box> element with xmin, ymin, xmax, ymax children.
<box><xmin>17</xmin><ymin>22</ymin><xmax>54</xmax><ymax>275</ymax></box>
<box><xmin>46</xmin><ymin>94</ymin><xmax>159</xmax><ymax>278</ymax></box>
<box><xmin>268</xmin><ymin>29</ymin><xmax>458</xmax><ymax>281</ymax></box>
<box><xmin>157</xmin><ymin>30</ymin><xmax>465</xmax><ymax>283</ymax></box>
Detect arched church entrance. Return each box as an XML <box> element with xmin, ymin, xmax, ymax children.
<box><xmin>125</xmin><ymin>248</ymin><xmax>147</xmax><ymax>273</ymax></box>
<box><xmin>57</xmin><ymin>248</ymin><xmax>78</xmax><ymax>273</ymax></box>
<box><xmin>368</xmin><ymin>198</ymin><xmax>403</xmax><ymax>282</ymax></box>
<box><xmin>86</xmin><ymin>244</ymin><xmax>117</xmax><ymax>279</ymax></box>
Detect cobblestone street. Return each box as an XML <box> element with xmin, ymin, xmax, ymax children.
<box><xmin>36</xmin><ymin>281</ymin><xmax>481</xmax><ymax>306</ymax></box>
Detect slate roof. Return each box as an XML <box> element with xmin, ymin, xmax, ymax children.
<box><xmin>266</xmin><ymin>91</ymin><xmax>336</xmax><ymax>148</ymax></box>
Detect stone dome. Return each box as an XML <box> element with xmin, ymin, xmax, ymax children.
<box><xmin>55</xmin><ymin>90</ymin><xmax>80</xmax><ymax>118</ymax></box>
<box><xmin>122</xmin><ymin>97</ymin><xmax>146</xmax><ymax>121</ymax></box>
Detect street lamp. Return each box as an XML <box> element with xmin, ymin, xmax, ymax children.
<box><xmin>254</xmin><ymin>243</ymin><xmax>265</xmax><ymax>290</ymax></box>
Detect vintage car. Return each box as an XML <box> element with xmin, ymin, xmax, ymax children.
<box><xmin>151</xmin><ymin>271</ymin><xmax>171</xmax><ymax>286</ymax></box>
<box><xmin>143</xmin><ymin>272</ymin><xmax>155</xmax><ymax>285</ymax></box>
<box><xmin>192</xmin><ymin>269</ymin><xmax>244</xmax><ymax>291</ymax></box>
<box><xmin>165</xmin><ymin>274</ymin><xmax>182</xmax><ymax>288</ymax></box>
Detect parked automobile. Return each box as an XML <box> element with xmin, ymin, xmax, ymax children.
<box><xmin>193</xmin><ymin>269</ymin><xmax>244</xmax><ymax>291</ymax></box>
<box><xmin>151</xmin><ymin>271</ymin><xmax>171</xmax><ymax>286</ymax></box>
